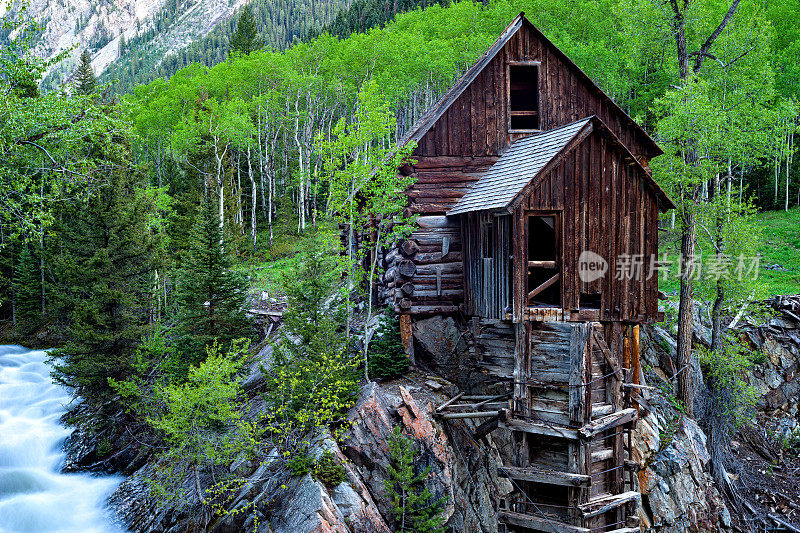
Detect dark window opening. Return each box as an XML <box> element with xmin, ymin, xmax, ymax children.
<box><xmin>510</xmin><ymin>64</ymin><xmax>540</xmax><ymax>130</ymax></box>
<box><xmin>580</xmin><ymin>292</ymin><xmax>602</xmax><ymax>310</ymax></box>
<box><xmin>527</xmin><ymin>215</ymin><xmax>560</xmax><ymax>306</ymax></box>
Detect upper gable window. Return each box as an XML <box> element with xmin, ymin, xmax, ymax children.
<box><xmin>509</xmin><ymin>63</ymin><xmax>540</xmax><ymax>131</ymax></box>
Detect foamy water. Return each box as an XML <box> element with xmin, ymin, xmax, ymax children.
<box><xmin>0</xmin><ymin>345</ymin><xmax>127</xmax><ymax>533</ymax></box>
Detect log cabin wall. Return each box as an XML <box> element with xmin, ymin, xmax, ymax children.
<box><xmin>383</xmin><ymin>215</ymin><xmax>464</xmax><ymax>315</ymax></box>
<box><xmin>516</xmin><ymin>128</ymin><xmax>661</xmax><ymax>323</ymax></box>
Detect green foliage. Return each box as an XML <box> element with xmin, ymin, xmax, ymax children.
<box><xmin>228</xmin><ymin>6</ymin><xmax>264</xmax><ymax>56</ymax></box>
<box><xmin>12</xmin><ymin>243</ymin><xmax>42</xmax><ymax>334</ymax></box>
<box><xmin>698</xmin><ymin>340</ymin><xmax>758</xmax><ymax>430</ymax></box>
<box><xmin>313</xmin><ymin>450</ymin><xmax>346</xmax><ymax>489</ymax></box>
<box><xmin>260</xmin><ymin>230</ymin><xmax>359</xmax><ymax>453</ymax></box>
<box><xmin>384</xmin><ymin>427</ymin><xmax>447</xmax><ymax>533</ymax></box>
<box><xmin>49</xmin><ymin>163</ymin><xmax>162</xmax><ymax>402</ymax></box>
<box><xmin>0</xmin><ymin>5</ymin><xmax>115</xmax><ymax>243</ymax></box>
<box><xmin>368</xmin><ymin>309</ymin><xmax>409</xmax><ymax>380</ymax></box>
<box><xmin>286</xmin><ymin>448</ymin><xmax>315</xmax><ymax>476</ymax></box>
<box><xmin>146</xmin><ymin>339</ymin><xmax>260</xmax><ymax>504</ymax></box>
<box><xmin>174</xmin><ymin>199</ymin><xmax>252</xmax><ymax>372</ymax></box>
<box><xmin>74</xmin><ymin>49</ymin><xmax>96</xmax><ymax>95</ymax></box>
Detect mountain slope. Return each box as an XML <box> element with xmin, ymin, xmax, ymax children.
<box><xmin>1</xmin><ymin>0</ymin><xmax>351</xmax><ymax>91</ymax></box>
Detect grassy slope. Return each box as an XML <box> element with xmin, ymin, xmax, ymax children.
<box><xmin>754</xmin><ymin>208</ymin><xmax>800</xmax><ymax>296</ymax></box>
<box><xmin>658</xmin><ymin>208</ymin><xmax>800</xmax><ymax>298</ymax></box>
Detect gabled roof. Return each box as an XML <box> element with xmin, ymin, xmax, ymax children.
<box><xmin>398</xmin><ymin>13</ymin><xmax>663</xmax><ymax>158</ymax></box>
<box><xmin>447</xmin><ymin>116</ymin><xmax>675</xmax><ymax>216</ymax></box>
<box><xmin>448</xmin><ymin>119</ymin><xmax>592</xmax><ymax>215</ymax></box>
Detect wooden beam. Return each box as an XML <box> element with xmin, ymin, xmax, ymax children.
<box><xmin>591</xmin><ymin>449</ymin><xmax>614</xmax><ymax>462</ymax></box>
<box><xmin>579</xmin><ymin>491</ymin><xmax>640</xmax><ymax>519</ymax></box>
<box><xmin>579</xmin><ymin>408</ymin><xmax>638</xmax><ymax>439</ymax></box>
<box><xmin>498</xmin><ymin>466</ymin><xmax>591</xmax><ymax>487</ymax></box>
<box><xmin>440</xmin><ymin>410</ymin><xmax>500</xmax><ymax>420</ymax></box>
<box><xmin>528</xmin><ymin>273</ymin><xmax>560</xmax><ymax>301</ymax></box>
<box><xmin>399</xmin><ymin>314</ymin><xmax>414</xmax><ymax>363</ymax></box>
<box><xmin>500</xmin><ymin>417</ymin><xmax>580</xmax><ymax>440</ymax></box>
<box><xmin>472</xmin><ymin>415</ymin><xmax>500</xmax><ymax>440</ymax></box>
<box><xmin>528</xmin><ymin>260</ymin><xmax>557</xmax><ymax>268</ymax></box>
<box><xmin>435</xmin><ymin>392</ymin><xmax>464</xmax><ymax>413</ymax></box>
<box><xmin>498</xmin><ymin>511</ymin><xmax>589</xmax><ymax>533</ymax></box>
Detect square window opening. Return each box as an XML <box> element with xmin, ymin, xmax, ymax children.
<box><xmin>509</xmin><ymin>64</ymin><xmax>540</xmax><ymax>131</ymax></box>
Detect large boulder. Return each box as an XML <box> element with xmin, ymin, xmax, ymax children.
<box><xmin>412</xmin><ymin>316</ymin><xmax>468</xmax><ymax>371</ymax></box>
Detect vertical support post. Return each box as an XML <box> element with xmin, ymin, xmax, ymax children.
<box><xmin>631</xmin><ymin>324</ymin><xmax>641</xmax><ymax>409</ymax></box>
<box><xmin>399</xmin><ymin>314</ymin><xmax>414</xmax><ymax>364</ymax></box>
<box><xmin>512</xmin><ymin>207</ymin><xmax>527</xmax><ymax>322</ymax></box>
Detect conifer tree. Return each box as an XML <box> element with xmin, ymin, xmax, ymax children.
<box><xmin>173</xmin><ymin>200</ymin><xmax>251</xmax><ymax>369</ymax></box>
<box><xmin>384</xmin><ymin>427</ymin><xmax>447</xmax><ymax>532</ymax></box>
<box><xmin>12</xmin><ymin>244</ymin><xmax>42</xmax><ymax>334</ymax></box>
<box><xmin>228</xmin><ymin>6</ymin><xmax>263</xmax><ymax>56</ymax></box>
<box><xmin>74</xmin><ymin>49</ymin><xmax>96</xmax><ymax>95</ymax></box>
<box><xmin>50</xmin><ymin>167</ymin><xmax>160</xmax><ymax>401</ymax></box>
<box><xmin>368</xmin><ymin>308</ymin><xmax>409</xmax><ymax>379</ymax></box>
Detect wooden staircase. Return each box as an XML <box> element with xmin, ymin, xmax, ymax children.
<box><xmin>495</xmin><ymin>322</ymin><xmax>641</xmax><ymax>533</ymax></box>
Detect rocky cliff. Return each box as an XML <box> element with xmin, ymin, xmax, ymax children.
<box><xmin>61</xmin><ymin>303</ymin><xmax>800</xmax><ymax>532</ymax></box>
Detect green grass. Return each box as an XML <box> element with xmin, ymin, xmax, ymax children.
<box><xmin>657</xmin><ymin>208</ymin><xmax>800</xmax><ymax>298</ymax></box>
<box><xmin>754</xmin><ymin>207</ymin><xmax>800</xmax><ymax>296</ymax></box>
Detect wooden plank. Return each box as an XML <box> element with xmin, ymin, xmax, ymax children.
<box><xmin>579</xmin><ymin>491</ymin><xmax>640</xmax><ymax>519</ymax></box>
<box><xmin>499</xmin><ymin>511</ymin><xmax>590</xmax><ymax>533</ymax></box>
<box><xmin>529</xmin><ymin>260</ymin><xmax>557</xmax><ymax>268</ymax></box>
<box><xmin>579</xmin><ymin>408</ymin><xmax>638</xmax><ymax>439</ymax></box>
<box><xmin>501</xmin><ymin>417</ymin><xmax>579</xmax><ymax>440</ymax></box>
<box><xmin>528</xmin><ymin>273</ymin><xmax>560</xmax><ymax>301</ymax></box>
<box><xmin>498</xmin><ymin>466</ymin><xmax>591</xmax><ymax>487</ymax></box>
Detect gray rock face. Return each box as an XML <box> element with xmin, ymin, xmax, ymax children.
<box><xmin>265</xmin><ymin>474</ymin><xmax>350</xmax><ymax>533</ymax></box>
<box><xmin>635</xmin><ymin>416</ymin><xmax>730</xmax><ymax>532</ymax></box>
<box><xmin>412</xmin><ymin>316</ymin><xmax>468</xmax><ymax>371</ymax></box>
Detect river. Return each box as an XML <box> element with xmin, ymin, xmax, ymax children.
<box><xmin>0</xmin><ymin>345</ymin><xmax>127</xmax><ymax>533</ymax></box>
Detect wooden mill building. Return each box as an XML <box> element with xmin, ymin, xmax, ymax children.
<box><xmin>378</xmin><ymin>12</ymin><xmax>674</xmax><ymax>533</ymax></box>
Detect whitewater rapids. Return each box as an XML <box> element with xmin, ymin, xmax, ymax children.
<box><xmin>0</xmin><ymin>345</ymin><xmax>126</xmax><ymax>533</ymax></box>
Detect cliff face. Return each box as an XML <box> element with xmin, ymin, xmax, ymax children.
<box><xmin>61</xmin><ymin>306</ymin><xmax>800</xmax><ymax>532</ymax></box>
<box><xmin>5</xmin><ymin>0</ymin><xmax>248</xmax><ymax>86</ymax></box>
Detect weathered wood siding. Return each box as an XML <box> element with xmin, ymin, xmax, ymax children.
<box><xmin>461</xmin><ymin>213</ymin><xmax>512</xmax><ymax>319</ymax></box>
<box><xmin>407</xmin><ymin>23</ymin><xmax>657</xmax><ymax>215</ymax></box>
<box><xmin>518</xmin><ymin>129</ymin><xmax>660</xmax><ymax>323</ymax></box>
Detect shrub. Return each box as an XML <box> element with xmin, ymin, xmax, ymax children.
<box><xmin>313</xmin><ymin>451</ymin><xmax>347</xmax><ymax>489</ymax></box>
<box><xmin>287</xmin><ymin>448</ymin><xmax>315</xmax><ymax>477</ymax></box>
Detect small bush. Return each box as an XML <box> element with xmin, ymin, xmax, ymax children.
<box><xmin>313</xmin><ymin>451</ymin><xmax>347</xmax><ymax>489</ymax></box>
<box><xmin>369</xmin><ymin>309</ymin><xmax>409</xmax><ymax>380</ymax></box>
<box><xmin>287</xmin><ymin>448</ymin><xmax>315</xmax><ymax>477</ymax></box>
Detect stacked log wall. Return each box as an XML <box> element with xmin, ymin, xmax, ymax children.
<box><xmin>383</xmin><ymin>215</ymin><xmax>464</xmax><ymax>315</ymax></box>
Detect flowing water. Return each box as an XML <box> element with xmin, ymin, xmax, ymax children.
<box><xmin>0</xmin><ymin>345</ymin><xmax>127</xmax><ymax>533</ymax></box>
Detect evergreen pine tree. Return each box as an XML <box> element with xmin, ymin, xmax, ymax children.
<box><xmin>50</xmin><ymin>168</ymin><xmax>160</xmax><ymax>401</ymax></box>
<box><xmin>368</xmin><ymin>308</ymin><xmax>409</xmax><ymax>379</ymax></box>
<box><xmin>228</xmin><ymin>6</ymin><xmax>264</xmax><ymax>55</ymax></box>
<box><xmin>174</xmin><ymin>200</ymin><xmax>251</xmax><ymax>370</ymax></box>
<box><xmin>13</xmin><ymin>244</ymin><xmax>42</xmax><ymax>334</ymax></box>
<box><xmin>384</xmin><ymin>427</ymin><xmax>447</xmax><ymax>532</ymax></box>
<box><xmin>74</xmin><ymin>49</ymin><xmax>96</xmax><ymax>95</ymax></box>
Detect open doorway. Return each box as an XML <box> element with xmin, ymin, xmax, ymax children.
<box><xmin>527</xmin><ymin>214</ymin><xmax>560</xmax><ymax>307</ymax></box>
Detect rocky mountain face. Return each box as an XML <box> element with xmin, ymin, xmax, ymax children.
<box><xmin>5</xmin><ymin>0</ymin><xmax>249</xmax><ymax>86</ymax></box>
<box><xmin>62</xmin><ymin>303</ymin><xmax>800</xmax><ymax>532</ymax></box>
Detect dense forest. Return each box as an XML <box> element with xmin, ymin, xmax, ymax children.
<box><xmin>1</xmin><ymin>0</ymin><xmax>799</xmax><ymax>529</ymax></box>
<box><xmin>100</xmin><ymin>0</ymin><xmax>447</xmax><ymax>95</ymax></box>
